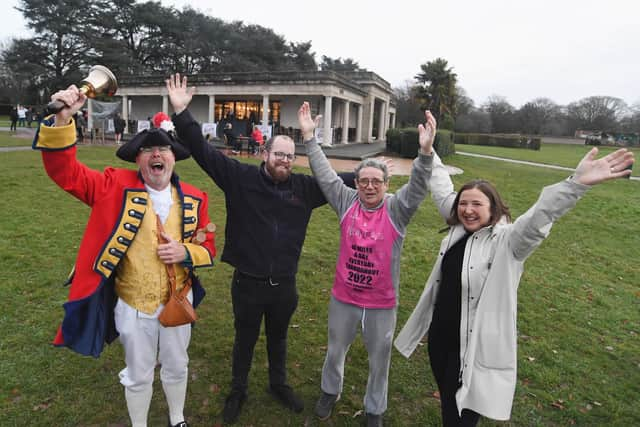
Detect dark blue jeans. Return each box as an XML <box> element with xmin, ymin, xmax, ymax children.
<box><xmin>230</xmin><ymin>270</ymin><xmax>298</xmax><ymax>392</ymax></box>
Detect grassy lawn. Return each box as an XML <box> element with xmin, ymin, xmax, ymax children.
<box><xmin>456</xmin><ymin>143</ymin><xmax>639</xmax><ymax>177</ymax></box>
<box><xmin>0</xmin><ymin>115</ymin><xmax>34</xmax><ymax>129</ymax></box>
<box><xmin>0</xmin><ymin>131</ymin><xmax>36</xmax><ymax>147</ymax></box>
<box><xmin>1</xmin><ymin>146</ymin><xmax>638</xmax><ymax>426</ymax></box>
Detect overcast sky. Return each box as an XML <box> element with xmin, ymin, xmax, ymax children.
<box><xmin>2</xmin><ymin>0</ymin><xmax>638</xmax><ymax>108</ymax></box>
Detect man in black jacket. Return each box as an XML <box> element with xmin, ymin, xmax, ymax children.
<box><xmin>166</xmin><ymin>73</ymin><xmax>355</xmax><ymax>424</ymax></box>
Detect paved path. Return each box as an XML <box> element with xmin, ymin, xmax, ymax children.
<box><xmin>457</xmin><ymin>151</ymin><xmax>575</xmax><ymax>171</ymax></box>
<box><xmin>1</xmin><ymin>146</ymin><xmax>31</xmax><ymax>152</ymax></box>
<box><xmin>457</xmin><ymin>151</ymin><xmax>639</xmax><ymax>181</ymax></box>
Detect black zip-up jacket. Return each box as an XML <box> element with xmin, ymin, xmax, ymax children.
<box><xmin>173</xmin><ymin>109</ymin><xmax>354</xmax><ymax>277</ymax></box>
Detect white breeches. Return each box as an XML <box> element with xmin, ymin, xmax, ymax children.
<box><xmin>114</xmin><ymin>297</ymin><xmax>191</xmax><ymax>392</ymax></box>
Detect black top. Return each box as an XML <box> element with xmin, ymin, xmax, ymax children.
<box><xmin>173</xmin><ymin>109</ymin><xmax>355</xmax><ymax>277</ymax></box>
<box><xmin>429</xmin><ymin>233</ymin><xmax>471</xmax><ymax>351</ymax></box>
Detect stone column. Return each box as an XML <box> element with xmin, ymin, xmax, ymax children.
<box><xmin>262</xmin><ymin>95</ymin><xmax>269</xmax><ymax>126</ymax></box>
<box><xmin>342</xmin><ymin>100</ymin><xmax>350</xmax><ymax>144</ymax></box>
<box><xmin>208</xmin><ymin>95</ymin><xmax>215</xmax><ymax>123</ymax></box>
<box><xmin>391</xmin><ymin>112</ymin><xmax>396</xmax><ymax>129</ymax></box>
<box><xmin>162</xmin><ymin>95</ymin><xmax>168</xmax><ymax>115</ymax></box>
<box><xmin>355</xmin><ymin>104</ymin><xmax>363</xmax><ymax>143</ymax></box>
<box><xmin>122</xmin><ymin>95</ymin><xmax>128</xmax><ymax>123</ymax></box>
<box><xmin>378</xmin><ymin>101</ymin><xmax>387</xmax><ymax>140</ymax></box>
<box><xmin>323</xmin><ymin>96</ymin><xmax>333</xmax><ymax>146</ymax></box>
<box><xmin>368</xmin><ymin>98</ymin><xmax>375</xmax><ymax>142</ymax></box>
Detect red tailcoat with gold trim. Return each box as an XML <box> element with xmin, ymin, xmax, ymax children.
<box><xmin>33</xmin><ymin>117</ymin><xmax>215</xmax><ymax>357</ymax></box>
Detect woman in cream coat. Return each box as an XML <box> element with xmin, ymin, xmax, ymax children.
<box><xmin>395</xmin><ymin>147</ymin><xmax>634</xmax><ymax>425</ymax></box>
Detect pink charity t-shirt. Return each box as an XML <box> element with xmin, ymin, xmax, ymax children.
<box><xmin>332</xmin><ymin>200</ymin><xmax>400</xmax><ymax>308</ymax></box>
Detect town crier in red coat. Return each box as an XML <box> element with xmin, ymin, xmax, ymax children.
<box><xmin>33</xmin><ymin>86</ymin><xmax>215</xmax><ymax>427</ymax></box>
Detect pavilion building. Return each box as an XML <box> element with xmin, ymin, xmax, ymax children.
<box><xmin>116</xmin><ymin>70</ymin><xmax>396</xmax><ymax>145</ymax></box>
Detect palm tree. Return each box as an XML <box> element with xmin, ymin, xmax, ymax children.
<box><xmin>415</xmin><ymin>58</ymin><xmax>458</xmax><ymax>125</ymax></box>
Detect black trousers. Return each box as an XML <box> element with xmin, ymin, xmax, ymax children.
<box><xmin>248</xmin><ymin>138</ymin><xmax>257</xmax><ymax>153</ymax></box>
<box><xmin>230</xmin><ymin>270</ymin><xmax>298</xmax><ymax>392</ymax></box>
<box><xmin>428</xmin><ymin>333</ymin><xmax>480</xmax><ymax>427</ymax></box>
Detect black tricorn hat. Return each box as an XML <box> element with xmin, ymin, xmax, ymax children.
<box><xmin>116</xmin><ymin>127</ymin><xmax>190</xmax><ymax>162</ymax></box>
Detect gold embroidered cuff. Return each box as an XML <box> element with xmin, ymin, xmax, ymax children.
<box><xmin>34</xmin><ymin>116</ymin><xmax>77</xmax><ymax>150</ymax></box>
<box><xmin>184</xmin><ymin>243</ymin><xmax>214</xmax><ymax>267</ymax></box>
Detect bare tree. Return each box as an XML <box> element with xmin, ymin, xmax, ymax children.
<box><xmin>567</xmin><ymin>96</ymin><xmax>628</xmax><ymax>133</ymax></box>
<box><xmin>482</xmin><ymin>95</ymin><xmax>517</xmax><ymax>133</ymax></box>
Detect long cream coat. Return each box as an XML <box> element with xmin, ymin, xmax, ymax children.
<box><xmin>394</xmin><ymin>154</ymin><xmax>590</xmax><ymax>420</ymax></box>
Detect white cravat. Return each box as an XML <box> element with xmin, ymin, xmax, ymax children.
<box><xmin>145</xmin><ymin>184</ymin><xmax>173</xmax><ymax>224</ymax></box>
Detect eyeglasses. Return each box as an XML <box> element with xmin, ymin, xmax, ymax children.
<box><xmin>140</xmin><ymin>145</ymin><xmax>171</xmax><ymax>153</ymax></box>
<box><xmin>271</xmin><ymin>151</ymin><xmax>296</xmax><ymax>161</ymax></box>
<box><xmin>356</xmin><ymin>178</ymin><xmax>386</xmax><ymax>188</ymax></box>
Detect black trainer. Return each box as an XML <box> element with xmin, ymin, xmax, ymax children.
<box><xmin>167</xmin><ymin>418</ymin><xmax>189</xmax><ymax>427</ymax></box>
<box><xmin>366</xmin><ymin>412</ymin><xmax>383</xmax><ymax>427</ymax></box>
<box><xmin>314</xmin><ymin>391</ymin><xmax>340</xmax><ymax>420</ymax></box>
<box><xmin>223</xmin><ymin>389</ymin><xmax>247</xmax><ymax>424</ymax></box>
<box><xmin>267</xmin><ymin>384</ymin><xmax>304</xmax><ymax>413</ymax></box>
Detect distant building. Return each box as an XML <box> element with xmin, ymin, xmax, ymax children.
<box><xmin>116</xmin><ymin>70</ymin><xmax>397</xmax><ymax>145</ymax></box>
<box><xmin>574</xmin><ymin>129</ymin><xmax>599</xmax><ymax>139</ymax></box>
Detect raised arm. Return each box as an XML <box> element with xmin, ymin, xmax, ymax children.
<box><xmin>299</xmin><ymin>101</ymin><xmax>356</xmax><ymax>214</ymax></box>
<box><xmin>167</xmin><ymin>73</ymin><xmax>240</xmax><ymax>191</ymax></box>
<box><xmin>166</xmin><ymin>73</ymin><xmax>194</xmax><ymax>115</ymax></box>
<box><xmin>509</xmin><ymin>147</ymin><xmax>635</xmax><ymax>261</ymax></box>
<box><xmin>387</xmin><ymin>111</ymin><xmax>438</xmax><ymax>227</ymax></box>
<box><xmin>33</xmin><ymin>86</ymin><xmax>114</xmax><ymax>206</ymax></box>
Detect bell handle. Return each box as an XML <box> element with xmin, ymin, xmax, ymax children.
<box><xmin>46</xmin><ymin>99</ymin><xmax>67</xmax><ymax>115</ymax></box>
<box><xmin>46</xmin><ymin>85</ymin><xmax>92</xmax><ymax>115</ymax></box>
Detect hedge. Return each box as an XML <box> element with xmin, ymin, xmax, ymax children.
<box><xmin>386</xmin><ymin>128</ymin><xmax>401</xmax><ymax>154</ymax></box>
<box><xmin>454</xmin><ymin>133</ymin><xmax>541</xmax><ymax>150</ymax></box>
<box><xmin>385</xmin><ymin>128</ymin><xmax>455</xmax><ymax>158</ymax></box>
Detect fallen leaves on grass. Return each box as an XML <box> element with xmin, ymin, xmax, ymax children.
<box><xmin>32</xmin><ymin>397</ymin><xmax>53</xmax><ymax>412</ymax></box>
<box><xmin>9</xmin><ymin>388</ymin><xmax>22</xmax><ymax>404</ymax></box>
<box><xmin>579</xmin><ymin>403</ymin><xmax>593</xmax><ymax>413</ymax></box>
<box><xmin>551</xmin><ymin>399</ymin><xmax>565</xmax><ymax>410</ymax></box>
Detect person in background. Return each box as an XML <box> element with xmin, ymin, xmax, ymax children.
<box><xmin>249</xmin><ymin>125</ymin><xmax>264</xmax><ymax>155</ymax></box>
<box><xmin>33</xmin><ymin>85</ymin><xmax>216</xmax><ymax>427</ymax></box>
<box><xmin>165</xmin><ymin>73</ymin><xmax>357</xmax><ymax>425</ymax></box>
<box><xmin>26</xmin><ymin>106</ymin><xmax>33</xmax><ymax>128</ymax></box>
<box><xmin>75</xmin><ymin>111</ymin><xmax>86</xmax><ymax>141</ymax></box>
<box><xmin>300</xmin><ymin>102</ymin><xmax>437</xmax><ymax>427</ymax></box>
<box><xmin>9</xmin><ymin>106</ymin><xmax>18</xmax><ymax>131</ymax></box>
<box><xmin>395</xmin><ymin>142</ymin><xmax>634</xmax><ymax>426</ymax></box>
<box><xmin>223</xmin><ymin>122</ymin><xmax>239</xmax><ymax>154</ymax></box>
<box><xmin>17</xmin><ymin>104</ymin><xmax>26</xmax><ymax>127</ymax></box>
<box><xmin>114</xmin><ymin>112</ymin><xmax>126</xmax><ymax>145</ymax></box>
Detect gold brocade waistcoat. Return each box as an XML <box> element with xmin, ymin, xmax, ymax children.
<box><xmin>115</xmin><ymin>189</ymin><xmax>188</xmax><ymax>314</ymax></box>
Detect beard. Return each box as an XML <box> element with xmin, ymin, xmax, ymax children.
<box><xmin>265</xmin><ymin>161</ymin><xmax>291</xmax><ymax>183</ymax></box>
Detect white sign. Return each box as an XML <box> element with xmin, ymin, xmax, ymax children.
<box><xmin>258</xmin><ymin>125</ymin><xmax>272</xmax><ymax>140</ymax></box>
<box><xmin>202</xmin><ymin>122</ymin><xmax>217</xmax><ymax>139</ymax></box>
<box><xmin>137</xmin><ymin>120</ymin><xmax>151</xmax><ymax>133</ymax></box>
<box><xmin>314</xmin><ymin>127</ymin><xmax>323</xmax><ymax>143</ymax></box>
